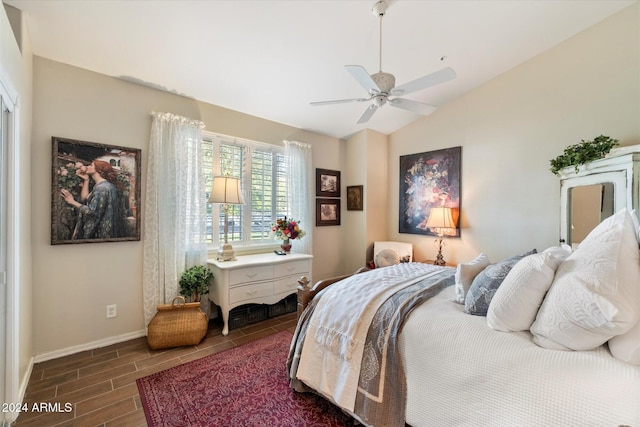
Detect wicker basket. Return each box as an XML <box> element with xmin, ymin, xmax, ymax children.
<box><xmin>147</xmin><ymin>296</ymin><xmax>208</xmax><ymax>350</ymax></box>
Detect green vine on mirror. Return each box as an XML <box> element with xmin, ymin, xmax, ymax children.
<box><xmin>550</xmin><ymin>135</ymin><xmax>619</xmax><ymax>176</ymax></box>
<box><xmin>179</xmin><ymin>265</ymin><xmax>213</xmax><ymax>302</ymax></box>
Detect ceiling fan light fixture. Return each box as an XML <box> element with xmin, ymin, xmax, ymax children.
<box><xmin>373</xmin><ymin>95</ymin><xmax>387</xmax><ymax>107</ymax></box>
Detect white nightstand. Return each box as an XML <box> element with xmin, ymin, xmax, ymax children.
<box><xmin>208</xmin><ymin>252</ymin><xmax>313</xmax><ymax>335</ymax></box>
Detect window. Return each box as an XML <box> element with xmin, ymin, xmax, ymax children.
<box><xmin>202</xmin><ymin>132</ymin><xmax>288</xmax><ymax>247</ymax></box>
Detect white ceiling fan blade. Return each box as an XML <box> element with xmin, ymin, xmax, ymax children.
<box><xmin>389</xmin><ymin>98</ymin><xmax>436</xmax><ymax>115</ymax></box>
<box><xmin>390</xmin><ymin>67</ymin><xmax>457</xmax><ymax>96</ymax></box>
<box><xmin>345</xmin><ymin>65</ymin><xmax>381</xmax><ymax>95</ymax></box>
<box><xmin>356</xmin><ymin>104</ymin><xmax>378</xmax><ymax>124</ymax></box>
<box><xmin>310</xmin><ymin>96</ymin><xmax>371</xmax><ymax>106</ymax></box>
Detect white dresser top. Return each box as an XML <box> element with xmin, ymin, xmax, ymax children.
<box><xmin>207</xmin><ymin>252</ymin><xmax>313</xmax><ymax>270</ymax></box>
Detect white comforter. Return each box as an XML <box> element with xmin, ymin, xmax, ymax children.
<box><xmin>296</xmin><ymin>263</ymin><xmax>440</xmax><ymax>413</ymax></box>
<box><xmin>400</xmin><ymin>286</ymin><xmax>640</xmax><ymax>427</ymax></box>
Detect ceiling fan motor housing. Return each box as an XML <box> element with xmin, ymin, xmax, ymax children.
<box><xmin>372</xmin><ymin>1</ymin><xmax>388</xmax><ymax>17</ymax></box>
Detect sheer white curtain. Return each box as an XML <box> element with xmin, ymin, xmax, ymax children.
<box><xmin>284</xmin><ymin>140</ymin><xmax>313</xmax><ymax>254</ymax></box>
<box><xmin>143</xmin><ymin>112</ymin><xmax>207</xmax><ymax>325</ymax></box>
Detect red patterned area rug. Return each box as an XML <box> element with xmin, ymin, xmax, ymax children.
<box><xmin>137</xmin><ymin>330</ymin><xmax>355</xmax><ymax>426</ymax></box>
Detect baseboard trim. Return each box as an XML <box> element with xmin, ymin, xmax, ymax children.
<box><xmin>33</xmin><ymin>329</ymin><xmax>147</xmax><ymax>363</ymax></box>
<box><xmin>3</xmin><ymin>356</ymin><xmax>33</xmax><ymax>425</ymax></box>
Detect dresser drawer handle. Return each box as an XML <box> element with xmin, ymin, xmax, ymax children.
<box><xmin>246</xmin><ymin>272</ymin><xmax>258</xmax><ymax>278</ymax></box>
<box><xmin>286</xmin><ymin>266</ymin><xmax>296</xmax><ymax>272</ymax></box>
<box><xmin>246</xmin><ymin>289</ymin><xmax>258</xmax><ymax>296</ymax></box>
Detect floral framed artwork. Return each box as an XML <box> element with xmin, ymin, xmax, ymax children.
<box><xmin>347</xmin><ymin>185</ymin><xmax>363</xmax><ymax>211</ymax></box>
<box><xmin>399</xmin><ymin>146</ymin><xmax>461</xmax><ymax>236</ymax></box>
<box><xmin>316</xmin><ymin>198</ymin><xmax>341</xmax><ymax>226</ymax></box>
<box><xmin>51</xmin><ymin>136</ymin><xmax>142</xmax><ymax>245</ymax></box>
<box><xmin>316</xmin><ymin>168</ymin><xmax>341</xmax><ymax>197</ymax></box>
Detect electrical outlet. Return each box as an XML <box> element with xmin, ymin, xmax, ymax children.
<box><xmin>106</xmin><ymin>304</ymin><xmax>117</xmax><ymax>318</ymax></box>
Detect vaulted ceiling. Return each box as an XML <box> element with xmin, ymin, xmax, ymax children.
<box><xmin>5</xmin><ymin>0</ymin><xmax>636</xmax><ymax>139</ymax></box>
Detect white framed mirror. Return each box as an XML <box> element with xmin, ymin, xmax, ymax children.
<box><xmin>568</xmin><ymin>182</ymin><xmax>615</xmax><ymax>247</ymax></box>
<box><xmin>560</xmin><ymin>171</ymin><xmax>626</xmax><ymax>248</ymax></box>
<box><xmin>558</xmin><ymin>145</ymin><xmax>640</xmax><ymax>248</ymax></box>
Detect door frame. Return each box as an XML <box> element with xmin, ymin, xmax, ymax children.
<box><xmin>1</xmin><ymin>74</ymin><xmax>20</xmax><ymax>425</ymax></box>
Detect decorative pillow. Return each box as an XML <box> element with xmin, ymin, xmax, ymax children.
<box><xmin>453</xmin><ymin>253</ymin><xmax>490</xmax><ymax>304</ymax></box>
<box><xmin>608</xmin><ymin>320</ymin><xmax>640</xmax><ymax>365</ymax></box>
<box><xmin>464</xmin><ymin>249</ymin><xmax>537</xmax><ymax>316</ymax></box>
<box><xmin>531</xmin><ymin>209</ymin><xmax>640</xmax><ymax>351</ymax></box>
<box><xmin>374</xmin><ymin>249</ymin><xmax>400</xmax><ymax>268</ymax></box>
<box><xmin>487</xmin><ymin>246</ymin><xmax>570</xmax><ymax>332</ymax></box>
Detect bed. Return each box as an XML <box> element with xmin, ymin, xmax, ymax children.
<box><xmin>287</xmin><ymin>209</ymin><xmax>640</xmax><ymax>427</ymax></box>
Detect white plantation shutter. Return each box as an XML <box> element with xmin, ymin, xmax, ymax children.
<box><xmin>203</xmin><ymin>132</ymin><xmax>289</xmax><ymax>247</ymax></box>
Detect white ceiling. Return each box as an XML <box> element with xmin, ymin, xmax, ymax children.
<box><xmin>5</xmin><ymin>0</ymin><xmax>636</xmax><ymax>139</ymax></box>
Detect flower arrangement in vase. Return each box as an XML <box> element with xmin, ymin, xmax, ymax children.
<box><xmin>271</xmin><ymin>216</ymin><xmax>306</xmax><ymax>253</ymax></box>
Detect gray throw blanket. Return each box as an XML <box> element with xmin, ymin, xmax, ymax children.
<box><xmin>288</xmin><ymin>267</ymin><xmax>455</xmax><ymax>427</ymax></box>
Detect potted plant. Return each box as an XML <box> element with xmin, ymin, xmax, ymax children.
<box><xmin>549</xmin><ymin>135</ymin><xmax>619</xmax><ymax>175</ymax></box>
<box><xmin>179</xmin><ymin>265</ymin><xmax>213</xmax><ymax>302</ymax></box>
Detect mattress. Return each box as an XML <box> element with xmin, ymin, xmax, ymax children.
<box><xmin>399</xmin><ymin>286</ymin><xmax>640</xmax><ymax>427</ymax></box>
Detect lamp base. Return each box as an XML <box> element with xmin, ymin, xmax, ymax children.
<box><xmin>433</xmin><ymin>252</ymin><xmax>446</xmax><ymax>266</ymax></box>
<box><xmin>433</xmin><ymin>235</ymin><xmax>446</xmax><ymax>266</ymax></box>
<box><xmin>217</xmin><ymin>243</ymin><xmax>236</xmax><ymax>262</ymax></box>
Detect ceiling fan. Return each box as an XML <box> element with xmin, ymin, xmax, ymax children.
<box><xmin>310</xmin><ymin>0</ymin><xmax>456</xmax><ymax>124</ymax></box>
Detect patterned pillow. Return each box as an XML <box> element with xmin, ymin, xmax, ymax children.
<box><xmin>464</xmin><ymin>249</ymin><xmax>537</xmax><ymax>316</ymax></box>
<box><xmin>531</xmin><ymin>209</ymin><xmax>640</xmax><ymax>351</ymax></box>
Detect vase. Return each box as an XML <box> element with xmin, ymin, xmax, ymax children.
<box><xmin>281</xmin><ymin>238</ymin><xmax>292</xmax><ymax>254</ymax></box>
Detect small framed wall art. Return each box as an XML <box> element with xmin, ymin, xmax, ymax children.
<box><xmin>346</xmin><ymin>185</ymin><xmax>363</xmax><ymax>211</ymax></box>
<box><xmin>316</xmin><ymin>198</ymin><xmax>341</xmax><ymax>226</ymax></box>
<box><xmin>316</xmin><ymin>168</ymin><xmax>341</xmax><ymax>197</ymax></box>
<box><xmin>51</xmin><ymin>136</ymin><xmax>142</xmax><ymax>245</ymax></box>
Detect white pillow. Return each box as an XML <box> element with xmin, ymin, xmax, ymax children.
<box><xmin>531</xmin><ymin>209</ymin><xmax>640</xmax><ymax>350</ymax></box>
<box><xmin>453</xmin><ymin>253</ymin><xmax>490</xmax><ymax>304</ymax></box>
<box><xmin>609</xmin><ymin>320</ymin><xmax>640</xmax><ymax>365</ymax></box>
<box><xmin>487</xmin><ymin>247</ymin><xmax>570</xmax><ymax>332</ymax></box>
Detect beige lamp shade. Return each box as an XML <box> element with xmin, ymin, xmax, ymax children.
<box><xmin>425</xmin><ymin>207</ymin><xmax>455</xmax><ymax>234</ymax></box>
<box><xmin>208</xmin><ymin>176</ymin><xmax>245</xmax><ymax>205</ymax></box>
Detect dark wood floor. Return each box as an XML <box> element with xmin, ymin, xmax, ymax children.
<box><xmin>14</xmin><ymin>312</ymin><xmax>299</xmax><ymax>426</ymax></box>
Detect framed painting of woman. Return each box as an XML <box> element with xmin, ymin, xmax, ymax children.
<box><xmin>51</xmin><ymin>136</ymin><xmax>142</xmax><ymax>245</ymax></box>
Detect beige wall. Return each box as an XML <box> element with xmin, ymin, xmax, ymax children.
<box><xmin>364</xmin><ymin>130</ymin><xmax>389</xmax><ymax>256</ymax></box>
<box><xmin>2</xmin><ymin>2</ymin><xmax>33</xmax><ymax>405</ymax></box>
<box><xmin>344</xmin><ymin>130</ymin><xmax>368</xmax><ymax>272</ymax></box>
<box><xmin>31</xmin><ymin>57</ymin><xmax>343</xmax><ymax>357</ymax></box>
<box><xmin>343</xmin><ymin>129</ymin><xmax>389</xmax><ymax>273</ymax></box>
<box><xmin>388</xmin><ymin>4</ymin><xmax>639</xmax><ymax>264</ymax></box>
<box><xmin>25</xmin><ymin>2</ymin><xmax>640</xmax><ymax>360</ymax></box>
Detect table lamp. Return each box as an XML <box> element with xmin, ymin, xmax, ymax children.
<box><xmin>425</xmin><ymin>207</ymin><xmax>456</xmax><ymax>266</ymax></box>
<box><xmin>208</xmin><ymin>175</ymin><xmax>245</xmax><ymax>261</ymax></box>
